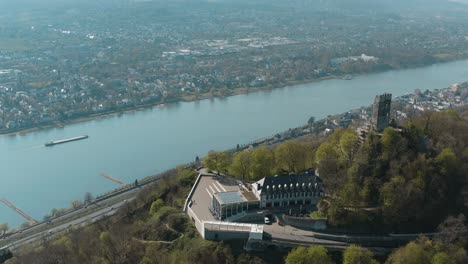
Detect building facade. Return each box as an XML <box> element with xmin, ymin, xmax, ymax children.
<box><xmin>208</xmin><ymin>171</ymin><xmax>324</xmax><ymax>221</ymax></box>
<box><xmin>210</xmin><ymin>191</ymin><xmax>260</xmax><ymax>220</ymax></box>
<box><xmin>252</xmin><ymin>171</ymin><xmax>324</xmax><ymax>208</ymax></box>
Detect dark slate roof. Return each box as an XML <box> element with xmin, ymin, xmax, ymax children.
<box><xmin>259</xmin><ymin>170</ymin><xmax>323</xmax><ymax>194</ymax></box>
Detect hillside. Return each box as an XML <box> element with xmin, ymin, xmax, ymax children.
<box><xmin>4</xmin><ymin>108</ymin><xmax>468</xmax><ymax>264</ymax></box>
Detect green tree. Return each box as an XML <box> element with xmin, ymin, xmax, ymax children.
<box><xmin>150</xmin><ymin>199</ymin><xmax>164</xmax><ymax>216</ymax></box>
<box><xmin>275</xmin><ymin>141</ymin><xmax>308</xmax><ymax>173</ymax></box>
<box><xmin>381</xmin><ymin>127</ymin><xmax>404</xmax><ymax>160</ymax></box>
<box><xmin>50</xmin><ymin>208</ymin><xmax>59</xmax><ymax>217</ymax></box>
<box><xmin>285</xmin><ymin>245</ymin><xmax>332</xmax><ymax>264</ymax></box>
<box><xmin>435</xmin><ymin>148</ymin><xmax>465</xmax><ymax>204</ymax></box>
<box><xmin>237</xmin><ymin>253</ymin><xmax>266</xmax><ymax>264</ymax></box>
<box><xmin>343</xmin><ymin>245</ymin><xmax>378</xmax><ymax>264</ymax></box>
<box><xmin>250</xmin><ymin>146</ymin><xmax>275</xmax><ymax>180</ymax></box>
<box><xmin>431</xmin><ymin>252</ymin><xmax>454</xmax><ymax>264</ymax></box>
<box><xmin>315</xmin><ymin>142</ymin><xmax>341</xmax><ymax>193</ymax></box>
<box><xmin>0</xmin><ymin>223</ymin><xmax>9</xmax><ymax>233</ymax></box>
<box><xmin>203</xmin><ymin>151</ymin><xmax>231</xmax><ymax>174</ymax></box>
<box><xmin>339</xmin><ymin>130</ymin><xmax>359</xmax><ymax>165</ymax></box>
<box><xmin>71</xmin><ymin>200</ymin><xmax>83</xmax><ymax>209</ymax></box>
<box><xmin>386</xmin><ymin>236</ymin><xmax>467</xmax><ymax>264</ymax></box>
<box><xmin>99</xmin><ymin>231</ymin><xmax>112</xmax><ymax>248</ymax></box>
<box><xmin>386</xmin><ymin>241</ymin><xmax>431</xmax><ymax>264</ymax></box>
<box><xmin>435</xmin><ymin>148</ymin><xmax>460</xmax><ymax>176</ymax></box>
<box><xmin>437</xmin><ymin>214</ymin><xmax>468</xmax><ymax>247</ymax></box>
<box><xmin>230</xmin><ymin>151</ymin><xmax>252</xmax><ymax>180</ymax></box>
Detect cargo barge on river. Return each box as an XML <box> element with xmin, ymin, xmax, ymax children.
<box><xmin>45</xmin><ymin>135</ymin><xmax>89</xmax><ymax>147</ymax></box>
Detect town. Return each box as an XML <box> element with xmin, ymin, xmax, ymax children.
<box><xmin>1</xmin><ymin>87</ymin><xmax>467</xmax><ymax>263</ymax></box>
<box><xmin>1</xmin><ymin>0</ymin><xmax>468</xmax><ymax>132</ymax></box>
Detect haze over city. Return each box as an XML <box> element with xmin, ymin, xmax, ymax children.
<box><xmin>1</xmin><ymin>1</ymin><xmax>468</xmax><ymax>263</ymax></box>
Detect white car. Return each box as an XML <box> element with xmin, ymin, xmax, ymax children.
<box><xmin>264</xmin><ymin>217</ymin><xmax>271</xmax><ymax>224</ymax></box>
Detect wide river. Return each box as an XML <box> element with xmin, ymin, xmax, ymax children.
<box><xmin>2</xmin><ymin>59</ymin><xmax>468</xmax><ymax>227</ymax></box>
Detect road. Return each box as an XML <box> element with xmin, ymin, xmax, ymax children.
<box><xmin>1</xmin><ymin>178</ymin><xmax>153</xmax><ymax>254</ymax></box>
<box><xmin>1</xmin><ymin>165</ymin><xmax>198</xmax><ymax>256</ymax></box>
<box><xmin>5</xmin><ymin>199</ymin><xmax>131</xmax><ymax>252</ymax></box>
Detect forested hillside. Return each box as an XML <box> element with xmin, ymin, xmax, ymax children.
<box><xmin>316</xmin><ymin>110</ymin><xmax>468</xmax><ymax>232</ymax></box>
<box><xmin>6</xmin><ymin>109</ymin><xmax>468</xmax><ymax>263</ymax></box>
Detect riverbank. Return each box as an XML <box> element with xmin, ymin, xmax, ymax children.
<box><xmin>2</xmin><ymin>56</ymin><xmax>467</xmax><ymax>137</ymax></box>
<box><xmin>2</xmin><ymin>57</ymin><xmax>468</xmax><ymax>229</ymax></box>
<box><xmin>0</xmin><ymin>75</ymin><xmax>340</xmax><ymax>137</ymax></box>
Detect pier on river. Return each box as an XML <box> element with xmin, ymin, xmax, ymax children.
<box><xmin>0</xmin><ymin>199</ymin><xmax>37</xmax><ymax>225</ymax></box>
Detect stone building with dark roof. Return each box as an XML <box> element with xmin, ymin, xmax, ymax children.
<box><xmin>252</xmin><ymin>170</ymin><xmax>324</xmax><ymax>208</ymax></box>
<box><xmin>207</xmin><ymin>170</ymin><xmax>324</xmax><ymax>221</ymax></box>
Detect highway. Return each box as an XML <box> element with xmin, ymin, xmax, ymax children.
<box><xmin>5</xmin><ymin>198</ymin><xmax>131</xmax><ymax>252</ymax></box>
<box><xmin>1</xmin><ymin>165</ymin><xmax>196</xmax><ymax>258</ymax></box>
<box><xmin>1</xmin><ymin>179</ymin><xmax>149</xmax><ymax>254</ymax></box>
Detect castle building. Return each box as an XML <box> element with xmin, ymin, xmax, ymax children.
<box><xmin>209</xmin><ymin>171</ymin><xmax>324</xmax><ymax>221</ymax></box>
<box><xmin>251</xmin><ymin>171</ymin><xmax>324</xmax><ymax>209</ymax></box>
<box><xmin>371</xmin><ymin>93</ymin><xmax>392</xmax><ymax>132</ymax></box>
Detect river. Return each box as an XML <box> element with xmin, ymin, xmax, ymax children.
<box><xmin>1</xmin><ymin>59</ymin><xmax>468</xmax><ymax>227</ymax></box>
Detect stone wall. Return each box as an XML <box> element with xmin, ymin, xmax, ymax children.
<box><xmin>204</xmin><ymin>229</ymin><xmax>250</xmax><ymax>240</ymax></box>
<box><xmin>232</xmin><ymin>212</ymin><xmax>264</xmax><ymax>223</ymax></box>
<box><xmin>282</xmin><ymin>214</ymin><xmax>327</xmax><ymax>230</ymax></box>
<box><xmin>187</xmin><ymin>207</ymin><xmax>205</xmax><ymax>238</ymax></box>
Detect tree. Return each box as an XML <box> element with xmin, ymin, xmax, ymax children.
<box><xmin>437</xmin><ymin>214</ymin><xmax>468</xmax><ymax>246</ymax></box>
<box><xmin>315</xmin><ymin>142</ymin><xmax>341</xmax><ymax>193</ymax></box>
<box><xmin>386</xmin><ymin>236</ymin><xmax>468</xmax><ymax>264</ymax></box>
<box><xmin>237</xmin><ymin>253</ymin><xmax>265</xmax><ymax>264</ymax></box>
<box><xmin>0</xmin><ymin>223</ymin><xmax>9</xmax><ymax>233</ymax></box>
<box><xmin>431</xmin><ymin>252</ymin><xmax>454</xmax><ymax>264</ymax></box>
<box><xmin>308</xmin><ymin>116</ymin><xmax>315</xmax><ymax>125</ymax></box>
<box><xmin>339</xmin><ymin>130</ymin><xmax>359</xmax><ymax>165</ymax></box>
<box><xmin>285</xmin><ymin>245</ymin><xmax>332</xmax><ymax>264</ymax></box>
<box><xmin>380</xmin><ymin>175</ymin><xmax>425</xmax><ymax>229</ymax></box>
<box><xmin>99</xmin><ymin>231</ymin><xmax>111</xmax><ymax>243</ymax></box>
<box><xmin>381</xmin><ymin>127</ymin><xmax>404</xmax><ymax>161</ymax></box>
<box><xmin>275</xmin><ymin>141</ymin><xmax>308</xmax><ymax>173</ymax></box>
<box><xmin>203</xmin><ymin>151</ymin><xmax>231</xmax><ymax>174</ymax></box>
<box><xmin>50</xmin><ymin>208</ymin><xmax>59</xmax><ymax>217</ymax></box>
<box><xmin>435</xmin><ymin>148</ymin><xmax>465</xmax><ymax>204</ymax></box>
<box><xmin>343</xmin><ymin>245</ymin><xmax>378</xmax><ymax>264</ymax></box>
<box><xmin>71</xmin><ymin>200</ymin><xmax>83</xmax><ymax>209</ymax></box>
<box><xmin>84</xmin><ymin>192</ymin><xmax>94</xmax><ymax>204</ymax></box>
<box><xmin>230</xmin><ymin>151</ymin><xmax>252</xmax><ymax>180</ymax></box>
<box><xmin>150</xmin><ymin>199</ymin><xmax>164</xmax><ymax>216</ymax></box>
<box><xmin>250</xmin><ymin>146</ymin><xmax>275</xmax><ymax>180</ymax></box>
<box><xmin>386</xmin><ymin>241</ymin><xmax>431</xmax><ymax>264</ymax></box>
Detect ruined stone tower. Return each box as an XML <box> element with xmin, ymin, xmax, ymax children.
<box><xmin>371</xmin><ymin>93</ymin><xmax>392</xmax><ymax>132</ymax></box>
